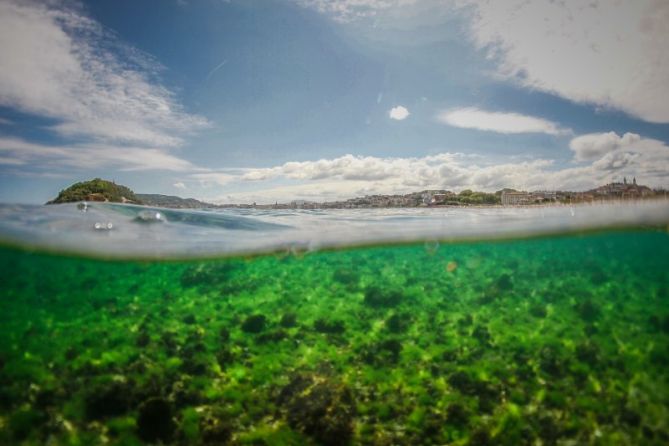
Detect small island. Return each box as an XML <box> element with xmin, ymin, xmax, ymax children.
<box><xmin>47</xmin><ymin>178</ymin><xmax>143</xmax><ymax>205</ymax></box>
<box><xmin>46</xmin><ymin>178</ymin><xmax>214</xmax><ymax>208</ymax></box>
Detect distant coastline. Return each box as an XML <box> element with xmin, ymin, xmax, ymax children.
<box><xmin>47</xmin><ymin>178</ymin><xmax>668</xmax><ymax>209</ymax></box>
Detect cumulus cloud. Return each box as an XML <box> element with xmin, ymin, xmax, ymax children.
<box><xmin>191</xmin><ymin>137</ymin><xmax>668</xmax><ymax>204</ymax></box>
<box><xmin>389</xmin><ymin>105</ymin><xmax>410</xmax><ymax>120</ymax></box>
<box><xmin>569</xmin><ymin>132</ymin><xmax>669</xmax><ymax>179</ymax></box>
<box><xmin>569</xmin><ymin>132</ymin><xmax>642</xmax><ymax>162</ymax></box>
<box><xmin>0</xmin><ymin>0</ymin><xmax>208</xmax><ymax>147</ymax></box>
<box><xmin>173</xmin><ymin>182</ymin><xmax>187</xmax><ymax>190</ymax></box>
<box><xmin>457</xmin><ymin>0</ymin><xmax>669</xmax><ymax>123</ymax></box>
<box><xmin>437</xmin><ymin>107</ymin><xmax>566</xmax><ymax>135</ymax></box>
<box><xmin>196</xmin><ymin>154</ymin><xmax>558</xmax><ymax>203</ymax></box>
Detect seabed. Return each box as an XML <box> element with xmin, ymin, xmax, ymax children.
<box><xmin>0</xmin><ymin>230</ymin><xmax>668</xmax><ymax>445</ymax></box>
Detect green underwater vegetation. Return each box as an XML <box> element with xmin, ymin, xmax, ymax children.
<box><xmin>0</xmin><ymin>230</ymin><xmax>668</xmax><ymax>445</ymax></box>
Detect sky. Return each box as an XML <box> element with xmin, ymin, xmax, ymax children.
<box><xmin>0</xmin><ymin>0</ymin><xmax>668</xmax><ymax>204</ymax></box>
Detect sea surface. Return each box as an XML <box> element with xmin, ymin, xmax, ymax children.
<box><xmin>0</xmin><ymin>202</ymin><xmax>668</xmax><ymax>445</ymax></box>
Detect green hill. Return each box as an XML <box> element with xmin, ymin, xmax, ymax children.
<box><xmin>47</xmin><ymin>178</ymin><xmax>142</xmax><ymax>204</ymax></box>
<box><xmin>135</xmin><ymin>194</ymin><xmax>215</xmax><ymax>209</ymax></box>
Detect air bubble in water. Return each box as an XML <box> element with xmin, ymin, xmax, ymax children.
<box><xmin>135</xmin><ymin>210</ymin><xmax>165</xmax><ymax>223</ymax></box>
<box><xmin>94</xmin><ymin>222</ymin><xmax>113</xmax><ymax>231</ymax></box>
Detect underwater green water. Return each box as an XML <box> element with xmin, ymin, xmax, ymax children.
<box><xmin>0</xmin><ymin>230</ymin><xmax>668</xmax><ymax>445</ymax></box>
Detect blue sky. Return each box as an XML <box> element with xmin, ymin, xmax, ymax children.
<box><xmin>0</xmin><ymin>0</ymin><xmax>668</xmax><ymax>203</ymax></box>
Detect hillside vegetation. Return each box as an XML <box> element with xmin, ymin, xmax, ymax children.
<box><xmin>135</xmin><ymin>194</ymin><xmax>214</xmax><ymax>209</ymax></box>
<box><xmin>47</xmin><ymin>178</ymin><xmax>142</xmax><ymax>204</ymax></box>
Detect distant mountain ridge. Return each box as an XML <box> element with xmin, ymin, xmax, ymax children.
<box><xmin>135</xmin><ymin>194</ymin><xmax>215</xmax><ymax>209</ymax></box>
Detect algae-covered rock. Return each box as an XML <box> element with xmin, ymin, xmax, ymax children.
<box><xmin>8</xmin><ymin>407</ymin><xmax>47</xmax><ymax>441</ymax></box>
<box><xmin>359</xmin><ymin>338</ymin><xmax>403</xmax><ymax>365</ymax></box>
<box><xmin>575</xmin><ymin>299</ymin><xmax>600</xmax><ymax>322</ymax></box>
<box><xmin>182</xmin><ymin>314</ymin><xmax>197</xmax><ymax>325</ymax></box>
<box><xmin>468</xmin><ymin>427</ymin><xmax>492</xmax><ymax>445</ymax></box>
<box><xmin>256</xmin><ymin>329</ymin><xmax>289</xmax><ymax>344</ymax></box>
<box><xmin>278</xmin><ymin>374</ymin><xmax>355</xmax><ymax>446</ymax></box>
<box><xmin>241</xmin><ymin>314</ymin><xmax>267</xmax><ymax>333</ymax></box>
<box><xmin>447</xmin><ymin>371</ymin><xmax>499</xmax><ymax>413</ymax></box>
<box><xmin>363</xmin><ymin>286</ymin><xmax>403</xmax><ymax>308</ymax></box>
<box><xmin>332</xmin><ymin>268</ymin><xmax>360</xmax><ymax>288</ymax></box>
<box><xmin>200</xmin><ymin>407</ymin><xmax>232</xmax><ymax>445</ymax></box>
<box><xmin>136</xmin><ymin>397</ymin><xmax>176</xmax><ymax>443</ymax></box>
<box><xmin>84</xmin><ymin>378</ymin><xmax>133</xmax><ymax>420</ymax></box>
<box><xmin>314</xmin><ymin>318</ymin><xmax>346</xmax><ymax>334</ymax></box>
<box><xmin>446</xmin><ymin>403</ymin><xmax>470</xmax><ymax>428</ymax></box>
<box><xmin>539</xmin><ymin>345</ymin><xmax>568</xmax><ymax>377</ymax></box>
<box><xmin>472</xmin><ymin>325</ymin><xmax>491</xmax><ymax>345</ymax></box>
<box><xmin>529</xmin><ymin>303</ymin><xmax>547</xmax><ymax>318</ymax></box>
<box><xmin>219</xmin><ymin>327</ymin><xmax>231</xmax><ymax>342</ymax></box>
<box><xmin>496</xmin><ymin>274</ymin><xmax>513</xmax><ymax>291</ymax></box>
<box><xmin>216</xmin><ymin>347</ymin><xmax>235</xmax><ymax>370</ymax></box>
<box><xmin>280</xmin><ymin>312</ymin><xmax>298</xmax><ymax>328</ymax></box>
<box><xmin>385</xmin><ymin>313</ymin><xmax>411</xmax><ymax>333</ymax></box>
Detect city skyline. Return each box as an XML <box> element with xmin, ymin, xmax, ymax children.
<box><xmin>1</xmin><ymin>0</ymin><xmax>668</xmax><ymax>204</ymax></box>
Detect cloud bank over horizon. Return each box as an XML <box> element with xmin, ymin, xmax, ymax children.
<box><xmin>187</xmin><ymin>131</ymin><xmax>669</xmax><ymax>204</ymax></box>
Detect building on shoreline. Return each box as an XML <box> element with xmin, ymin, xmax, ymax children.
<box><xmin>501</xmin><ymin>190</ymin><xmax>557</xmax><ymax>206</ymax></box>
<box><xmin>501</xmin><ymin>191</ymin><xmax>531</xmax><ymax>206</ymax></box>
<box><xmin>500</xmin><ymin>179</ymin><xmax>659</xmax><ymax>206</ymax></box>
<box><xmin>592</xmin><ymin>177</ymin><xmax>654</xmax><ymax>199</ymax></box>
<box><xmin>215</xmin><ymin>178</ymin><xmax>663</xmax><ymax>209</ymax></box>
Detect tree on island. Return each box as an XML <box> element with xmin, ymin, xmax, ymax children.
<box><xmin>47</xmin><ymin>178</ymin><xmax>142</xmax><ymax>204</ymax></box>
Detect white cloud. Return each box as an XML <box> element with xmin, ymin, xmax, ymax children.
<box><xmin>568</xmin><ymin>132</ymin><xmax>669</xmax><ymax>179</ymax></box>
<box><xmin>569</xmin><ymin>132</ymin><xmax>642</xmax><ymax>161</ymax></box>
<box><xmin>389</xmin><ymin>105</ymin><xmax>410</xmax><ymax>120</ymax></box>
<box><xmin>0</xmin><ymin>137</ymin><xmax>197</xmax><ymax>172</ymax></box>
<box><xmin>457</xmin><ymin>0</ymin><xmax>669</xmax><ymax>123</ymax></box>
<box><xmin>0</xmin><ymin>1</ymin><xmax>208</xmax><ymax>147</ymax></box>
<box><xmin>297</xmin><ymin>0</ymin><xmax>415</xmax><ymax>22</ymax></box>
<box><xmin>197</xmin><ymin>154</ymin><xmax>557</xmax><ymax>203</ymax></box>
<box><xmin>437</xmin><ymin>107</ymin><xmax>565</xmax><ymax>135</ymax></box>
<box><xmin>0</xmin><ymin>156</ymin><xmax>26</xmax><ymax>166</ymax></box>
<box><xmin>173</xmin><ymin>182</ymin><xmax>187</xmax><ymax>190</ymax></box>
<box><xmin>299</xmin><ymin>0</ymin><xmax>669</xmax><ymax>122</ymax></box>
<box><xmin>191</xmin><ymin>139</ymin><xmax>669</xmax><ymax>203</ymax></box>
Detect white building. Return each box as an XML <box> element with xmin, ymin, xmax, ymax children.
<box><xmin>501</xmin><ymin>191</ymin><xmax>531</xmax><ymax>205</ymax></box>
